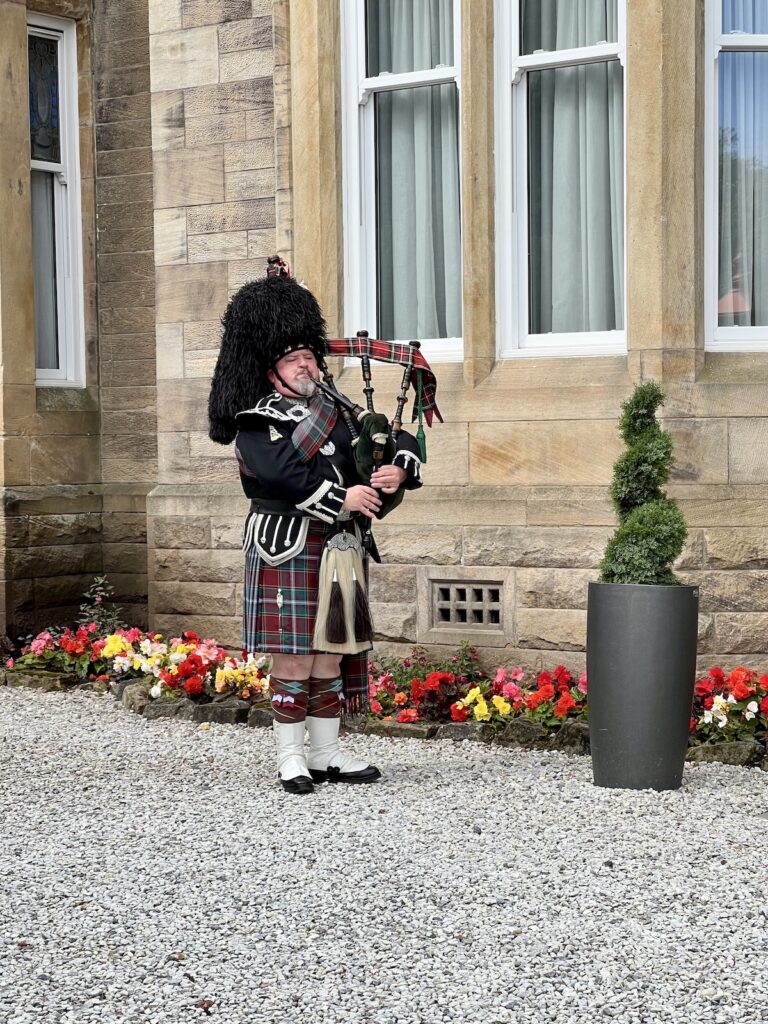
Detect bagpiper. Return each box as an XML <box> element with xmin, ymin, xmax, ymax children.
<box><xmin>208</xmin><ymin>261</ymin><xmax>426</xmax><ymax>793</ymax></box>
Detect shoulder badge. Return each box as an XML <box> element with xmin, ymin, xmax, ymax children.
<box><xmin>269</xmin><ymin>425</ymin><xmax>283</xmax><ymax>442</ymax></box>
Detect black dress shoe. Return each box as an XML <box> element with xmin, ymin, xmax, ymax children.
<box><xmin>309</xmin><ymin>764</ymin><xmax>381</xmax><ymax>784</ymax></box>
<box><xmin>279</xmin><ymin>774</ymin><xmax>314</xmax><ymax>794</ymax></box>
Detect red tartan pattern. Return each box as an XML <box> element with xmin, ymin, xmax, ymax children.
<box><xmin>243</xmin><ymin>519</ymin><xmax>369</xmax><ymax>712</ymax></box>
<box><xmin>326</xmin><ymin>337</ymin><xmax>442</xmax><ymax>425</ymax></box>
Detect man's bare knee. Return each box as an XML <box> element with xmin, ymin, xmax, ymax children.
<box><xmin>271</xmin><ymin>654</ymin><xmax>313</xmax><ymax>680</ymax></box>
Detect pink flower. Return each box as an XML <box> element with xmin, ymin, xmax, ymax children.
<box><xmin>30</xmin><ymin>631</ymin><xmax>54</xmax><ymax>656</ymax></box>
<box><xmin>493</xmin><ymin>667</ymin><xmax>507</xmax><ymax>686</ymax></box>
<box><xmin>577</xmin><ymin>672</ymin><xmax>588</xmax><ymax>695</ymax></box>
<box><xmin>87</xmin><ymin>622</ymin><xmax>98</xmax><ymax>634</ymax></box>
<box><xmin>508</xmin><ymin>667</ymin><xmax>524</xmax><ymax>682</ymax></box>
<box><xmin>5</xmin><ymin>658</ymin><xmax>14</xmax><ymax>669</ymax></box>
<box><xmin>370</xmin><ymin>699</ymin><xmax>383</xmax><ymax>715</ymax></box>
<box><xmin>502</xmin><ymin>681</ymin><xmax>523</xmax><ymax>702</ymax></box>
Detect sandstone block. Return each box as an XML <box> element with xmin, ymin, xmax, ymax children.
<box><xmin>226</xmin><ymin>141</ymin><xmax>273</xmax><ymax>174</ymax></box>
<box><xmin>470</xmin><ymin>420</ymin><xmax>621</xmax><ymax>486</ymax></box>
<box><xmin>194</xmin><ymin>698</ymin><xmax>250</xmax><ymax>725</ymax></box>
<box><xmin>370</xmin><ymin>603</ymin><xmax>417</xmax><ymax>643</ymax></box>
<box><xmin>151</xmin><ymin>90</ymin><xmax>184</xmax><ymax>150</ymax></box>
<box><xmin>156</xmin><ymin>378</ymin><xmax>213</xmax><ymax>431</ymax></box>
<box><xmin>373</xmin><ymin>526</ymin><xmax>461</xmax><ymax>565</ymax></box>
<box><xmin>150</xmin><ymin>26</ymin><xmax>219</xmax><ymax>92</ymax></box>
<box><xmin>664</xmin><ymin>418</ymin><xmax>728</xmax><ymax>484</ymax></box>
<box><xmin>153</xmin><ymin>581</ymin><xmax>236</xmax><ymax>616</ymax></box>
<box><xmin>151</xmin><ymin>547</ymin><xmax>242</xmax><ymax>583</ymax></box>
<box><xmin>516</xmin><ymin>568</ymin><xmax>594</xmax><ymax>610</ymax></box>
<box><xmin>96</xmin><ymin>120</ymin><xmax>152</xmax><ymax>152</ymax></box>
<box><xmin>368</xmin><ymin>565</ymin><xmax>418</xmax><ymax>604</ymax></box>
<box><xmin>102</xmin><ymin>459</ymin><xmax>158</xmax><ymax>484</ymax></box>
<box><xmin>101</xmin><ymin>360</ymin><xmax>157</xmax><ymax>389</ymax></box>
<box><xmin>103</xmin><ymin>542</ymin><xmax>150</xmax><ymax>574</ymax></box>
<box><xmin>156</xmin><ymin>264</ymin><xmax>229</xmax><ymax>323</ymax></box>
<box><xmin>247</xmin><ymin>226</ymin><xmax>277</xmax><ymax>257</ymax></box>
<box><xmin>248</xmin><ymin>706</ymin><xmax>272</xmax><ymax>728</ymax></box>
<box><xmin>433</xmin><ymin>722</ymin><xmax>484</xmax><ymax>742</ymax></box>
<box><xmin>152</xmin><ymin>614</ymin><xmax>242</xmax><ymax>646</ymax></box>
<box><xmin>464</xmin><ymin>527</ymin><xmax>611</xmax><ymax>568</ymax></box>
<box><xmin>30</xmin><ymin>436</ymin><xmax>100</xmax><ymax>486</ymax></box>
<box><xmin>704</xmin><ymin>529</ymin><xmax>768</xmax><ymax>569</ymax></box>
<box><xmin>221</xmin><ymin>48</ymin><xmax>273</xmax><ymax>83</ymax></box>
<box><xmin>516</xmin><ymin>609</ymin><xmax>587</xmax><ymax>651</ymax></box>
<box><xmin>151</xmin><ymin>515</ymin><xmax>211</xmax><ymax>548</ymax></box>
<box><xmin>218</xmin><ymin>16</ymin><xmax>271</xmax><ymax>51</ymax></box>
<box><xmin>154</xmin><ymin>208</ymin><xmax>187</xmax><ymax>266</ymax></box>
<box><xmin>188</xmin><ymin>231</ymin><xmax>247</xmax><ymax>263</ymax></box>
<box><xmin>185</xmin><ymin>77</ymin><xmax>272</xmax><ymax>118</ymax></box>
<box><xmin>225</xmin><ymin>167</ymin><xmax>275</xmax><ymax>201</ymax></box>
<box><xmin>154</xmin><ymin>147</ymin><xmax>224</xmax><ymax>208</ymax></box>
<box><xmin>211</xmin><ymin>517</ymin><xmax>242</xmax><ymax>549</ymax></box>
<box><xmin>102</xmin><ymin>513</ymin><xmax>148</xmax><ymax>544</ymax></box>
<box><xmin>246</xmin><ymin>105</ymin><xmax>275</xmax><ymax>140</ymax></box>
<box><xmin>97</xmin><ymin>173</ymin><xmax>153</xmax><ymax>209</ymax></box>
<box><xmin>156</xmin><ymin>322</ymin><xmax>184</xmax><ymax>379</ymax></box>
<box><xmin>679</xmin><ymin>571</ymin><xmax>768</xmax><ymax>613</ymax></box>
<box><xmin>185</xmin><ymin>112</ymin><xmax>246</xmax><ymax>146</ymax></box>
<box><xmin>675</xmin><ymin>530</ymin><xmax>706</xmax><ymax>570</ymax></box>
<box><xmin>728</xmin><ymin>419</ymin><xmax>768</xmax><ymax>484</ymax></box>
<box><xmin>187</xmin><ymin>198</ymin><xmax>274</xmax><ymax>234</ymax></box>
<box><xmin>713</xmin><ymin>614</ymin><xmax>768</xmax><ymax>654</ymax></box>
<box><xmin>184</xmin><ymin>320</ymin><xmax>221</xmax><ymax>350</ymax></box>
<box><xmin>698</xmin><ymin>614</ymin><xmax>716</xmax><ymax>654</ymax></box>
<box><xmin>184</xmin><ymin>352</ymin><xmax>218</xmax><ymax>378</ymax></box>
<box><xmin>28</xmin><ymin>513</ymin><xmax>101</xmax><ymax>547</ymax></box>
<box><xmin>99</xmin><ymin>305</ymin><xmax>156</xmax><ymax>335</ymax></box>
<box><xmin>149</xmin><ymin>0</ymin><xmax>182</xmax><ymax>35</ymax></box>
<box><xmin>182</xmin><ymin>0</ymin><xmax>250</xmax><ymax>28</ymax></box>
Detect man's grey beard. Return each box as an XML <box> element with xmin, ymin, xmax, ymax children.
<box><xmin>292</xmin><ymin>376</ymin><xmax>317</xmax><ymax>398</ymax></box>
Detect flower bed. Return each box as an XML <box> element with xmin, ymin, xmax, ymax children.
<box><xmin>4</xmin><ymin>626</ymin><xmax>768</xmax><ymax>767</ymax></box>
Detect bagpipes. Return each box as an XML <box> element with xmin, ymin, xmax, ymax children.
<box><xmin>313</xmin><ymin>331</ymin><xmax>442</xmax><ymax>518</ymax></box>
<box><xmin>312</xmin><ymin>336</ymin><xmax>441</xmax><ymax>655</ymax></box>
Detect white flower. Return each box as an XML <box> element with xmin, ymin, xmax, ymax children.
<box><xmin>149</xmin><ymin>683</ymin><xmax>163</xmax><ymax>699</ymax></box>
<box><xmin>170</xmin><ymin>651</ymin><xmax>186</xmax><ymax>665</ymax></box>
<box><xmin>744</xmin><ymin>700</ymin><xmax>758</xmax><ymax>721</ymax></box>
<box><xmin>139</xmin><ymin>638</ymin><xmax>153</xmax><ymax>655</ymax></box>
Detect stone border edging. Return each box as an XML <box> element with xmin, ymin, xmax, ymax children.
<box><xmin>3</xmin><ymin>670</ymin><xmax>767</xmax><ymax>770</ymax></box>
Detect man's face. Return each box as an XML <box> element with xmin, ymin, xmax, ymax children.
<box><xmin>267</xmin><ymin>348</ymin><xmax>319</xmax><ymax>398</ymax></box>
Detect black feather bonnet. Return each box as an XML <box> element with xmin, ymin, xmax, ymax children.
<box><xmin>208</xmin><ymin>273</ymin><xmax>328</xmax><ymax>445</ymax></box>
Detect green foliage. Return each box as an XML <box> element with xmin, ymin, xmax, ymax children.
<box><xmin>77</xmin><ymin>575</ymin><xmax>126</xmax><ymax>634</ymax></box>
<box><xmin>600</xmin><ymin>382</ymin><xmax>688</xmax><ymax>585</ymax></box>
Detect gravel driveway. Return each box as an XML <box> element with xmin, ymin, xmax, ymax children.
<box><xmin>1</xmin><ymin>687</ymin><xmax>767</xmax><ymax>1024</ymax></box>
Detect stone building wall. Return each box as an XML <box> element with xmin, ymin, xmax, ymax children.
<box><xmin>146</xmin><ymin>0</ymin><xmax>279</xmax><ymax>646</ymax></box>
<box><xmin>0</xmin><ymin>0</ymin><xmax>155</xmax><ymax>638</ymax></box>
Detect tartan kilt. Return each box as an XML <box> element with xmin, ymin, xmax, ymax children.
<box><xmin>244</xmin><ymin>519</ymin><xmax>327</xmax><ymax>655</ymax></box>
<box><xmin>243</xmin><ymin>516</ymin><xmax>372</xmax><ymax>713</ymax></box>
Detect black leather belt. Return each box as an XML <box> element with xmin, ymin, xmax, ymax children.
<box><xmin>249</xmin><ymin>499</ymin><xmax>301</xmax><ymax>515</ymax></box>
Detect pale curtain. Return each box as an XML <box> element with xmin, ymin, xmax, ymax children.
<box><xmin>368</xmin><ymin>0</ymin><xmax>462</xmax><ymax>340</ymax></box>
<box><xmin>524</xmin><ymin>0</ymin><xmax>624</xmax><ymax>335</ymax></box>
<box><xmin>31</xmin><ymin>169</ymin><xmax>59</xmax><ymax>369</ymax></box>
<box><xmin>718</xmin><ymin>2</ymin><xmax>768</xmax><ymax>326</ymax></box>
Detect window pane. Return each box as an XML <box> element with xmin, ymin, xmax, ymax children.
<box><xmin>528</xmin><ymin>60</ymin><xmax>624</xmax><ymax>334</ymax></box>
<box><xmin>375</xmin><ymin>84</ymin><xmax>461</xmax><ymax>340</ymax></box>
<box><xmin>31</xmin><ymin>170</ymin><xmax>59</xmax><ymax>369</ymax></box>
<box><xmin>28</xmin><ymin>33</ymin><xmax>61</xmax><ymax>163</ymax></box>
<box><xmin>718</xmin><ymin>51</ymin><xmax>768</xmax><ymax>327</ymax></box>
<box><xmin>723</xmin><ymin>1</ymin><xmax>768</xmax><ymax>35</ymax></box>
<box><xmin>366</xmin><ymin>0</ymin><xmax>453</xmax><ymax>75</ymax></box>
<box><xmin>521</xmin><ymin>0</ymin><xmax>617</xmax><ymax>55</ymax></box>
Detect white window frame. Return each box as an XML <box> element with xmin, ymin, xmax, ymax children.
<box><xmin>28</xmin><ymin>12</ymin><xmax>85</xmax><ymax>387</ymax></box>
<box><xmin>340</xmin><ymin>0</ymin><xmax>463</xmax><ymax>362</ymax></box>
<box><xmin>494</xmin><ymin>1</ymin><xmax>627</xmax><ymax>358</ymax></box>
<box><xmin>705</xmin><ymin>1</ymin><xmax>768</xmax><ymax>351</ymax></box>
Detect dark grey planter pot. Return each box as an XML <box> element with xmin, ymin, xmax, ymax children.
<box><xmin>587</xmin><ymin>581</ymin><xmax>699</xmax><ymax>791</ymax></box>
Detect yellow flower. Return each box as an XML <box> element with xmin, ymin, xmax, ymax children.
<box><xmin>102</xmin><ymin>635</ymin><xmax>131</xmax><ymax>658</ymax></box>
<box><xmin>492</xmin><ymin>695</ymin><xmax>511</xmax><ymax>716</ymax></box>
<box><xmin>464</xmin><ymin>687</ymin><xmax>481</xmax><ymax>706</ymax></box>
<box><xmin>473</xmin><ymin>699</ymin><xmax>491</xmax><ymax>722</ymax></box>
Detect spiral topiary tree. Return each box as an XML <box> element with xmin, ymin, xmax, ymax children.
<box><xmin>599</xmin><ymin>381</ymin><xmax>688</xmax><ymax>586</ymax></box>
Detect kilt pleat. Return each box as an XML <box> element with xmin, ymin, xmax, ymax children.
<box><xmin>243</xmin><ymin>520</ymin><xmax>327</xmax><ymax>655</ymax></box>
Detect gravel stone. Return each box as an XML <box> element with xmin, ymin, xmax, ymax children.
<box><xmin>1</xmin><ymin>687</ymin><xmax>767</xmax><ymax>1024</ymax></box>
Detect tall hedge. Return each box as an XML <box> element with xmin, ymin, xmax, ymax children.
<box><xmin>599</xmin><ymin>381</ymin><xmax>688</xmax><ymax>586</ymax></box>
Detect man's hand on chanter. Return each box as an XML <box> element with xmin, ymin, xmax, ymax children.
<box><xmin>370</xmin><ymin>465</ymin><xmax>407</xmax><ymax>494</ymax></box>
<box><xmin>342</xmin><ymin>485</ymin><xmax>382</xmax><ymax>519</ymax></box>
